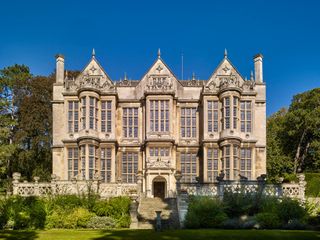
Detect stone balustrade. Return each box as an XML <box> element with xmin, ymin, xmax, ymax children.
<box><xmin>179</xmin><ymin>177</ymin><xmax>305</xmax><ymax>202</ymax></box>
<box><xmin>11</xmin><ymin>172</ymin><xmax>138</xmax><ymax>198</ymax></box>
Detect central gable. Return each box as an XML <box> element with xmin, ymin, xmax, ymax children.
<box><xmin>136</xmin><ymin>54</ymin><xmax>182</xmax><ymax>97</ymax></box>
<box><xmin>205</xmin><ymin>57</ymin><xmax>253</xmax><ymax>93</ymax></box>
<box><xmin>65</xmin><ymin>54</ymin><xmax>114</xmax><ymax>92</ymax></box>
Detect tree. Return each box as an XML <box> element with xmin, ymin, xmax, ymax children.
<box><xmin>282</xmin><ymin>88</ymin><xmax>320</xmax><ymax>173</ymax></box>
<box><xmin>266</xmin><ymin>108</ymin><xmax>293</xmax><ymax>181</ymax></box>
<box><xmin>11</xmin><ymin>74</ymin><xmax>54</xmax><ymax>180</ymax></box>
<box><xmin>267</xmin><ymin>88</ymin><xmax>320</xmax><ymax>181</ymax></box>
<box><xmin>0</xmin><ymin>65</ymin><xmax>31</xmax><ymax>179</ymax></box>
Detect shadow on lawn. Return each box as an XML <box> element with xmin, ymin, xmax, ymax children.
<box><xmin>0</xmin><ymin>230</ymin><xmax>38</xmax><ymax>240</ymax></box>
<box><xmin>92</xmin><ymin>229</ymin><xmax>320</xmax><ymax>240</ymax></box>
<box><xmin>92</xmin><ymin>229</ymin><xmax>182</xmax><ymax>240</ymax></box>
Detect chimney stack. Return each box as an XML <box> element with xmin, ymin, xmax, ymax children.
<box><xmin>253</xmin><ymin>53</ymin><xmax>263</xmax><ymax>83</ymax></box>
<box><xmin>55</xmin><ymin>54</ymin><xmax>65</xmax><ymax>83</ymax></box>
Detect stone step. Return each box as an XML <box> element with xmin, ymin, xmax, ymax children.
<box><xmin>137</xmin><ymin>197</ymin><xmax>180</xmax><ymax>229</ymax></box>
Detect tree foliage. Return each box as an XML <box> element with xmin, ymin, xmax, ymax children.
<box><xmin>0</xmin><ymin>65</ymin><xmax>54</xmax><ymax>184</ymax></box>
<box><xmin>267</xmin><ymin>88</ymin><xmax>320</xmax><ymax>181</ymax></box>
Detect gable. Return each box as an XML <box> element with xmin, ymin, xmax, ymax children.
<box><xmin>205</xmin><ymin>57</ymin><xmax>251</xmax><ymax>92</ymax></box>
<box><xmin>136</xmin><ymin>56</ymin><xmax>182</xmax><ymax>96</ymax></box>
<box><xmin>65</xmin><ymin>56</ymin><xmax>114</xmax><ymax>92</ymax></box>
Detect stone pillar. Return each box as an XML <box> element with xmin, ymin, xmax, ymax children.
<box><xmin>33</xmin><ymin>176</ymin><xmax>40</xmax><ymax>196</ymax></box>
<box><xmin>136</xmin><ymin>171</ymin><xmax>143</xmax><ymax>197</ymax></box>
<box><xmin>254</xmin><ymin>53</ymin><xmax>263</xmax><ymax>83</ymax></box>
<box><xmin>217</xmin><ymin>180</ymin><xmax>225</xmax><ymax>200</ymax></box>
<box><xmin>12</xmin><ymin>172</ymin><xmax>21</xmax><ymax>195</ymax></box>
<box><xmin>51</xmin><ymin>174</ymin><xmax>57</xmax><ymax>195</ymax></box>
<box><xmin>117</xmin><ymin>178</ymin><xmax>122</xmax><ymax>196</ymax></box>
<box><xmin>174</xmin><ymin>171</ymin><xmax>182</xmax><ymax>197</ymax></box>
<box><xmin>298</xmin><ymin>174</ymin><xmax>306</xmax><ymax>203</ymax></box>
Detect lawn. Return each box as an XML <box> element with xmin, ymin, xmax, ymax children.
<box><xmin>0</xmin><ymin>229</ymin><xmax>319</xmax><ymax>240</ymax></box>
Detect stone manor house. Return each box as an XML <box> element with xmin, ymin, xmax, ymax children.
<box><xmin>52</xmin><ymin>49</ymin><xmax>266</xmax><ymax>199</ymax></box>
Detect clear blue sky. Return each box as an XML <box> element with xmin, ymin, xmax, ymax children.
<box><xmin>0</xmin><ymin>0</ymin><xmax>319</xmax><ymax>115</ymax></box>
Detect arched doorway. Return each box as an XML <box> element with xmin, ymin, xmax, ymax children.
<box><xmin>153</xmin><ymin>176</ymin><xmax>166</xmax><ymax>199</ymax></box>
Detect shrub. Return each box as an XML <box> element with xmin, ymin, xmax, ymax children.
<box><xmin>305</xmin><ymin>173</ymin><xmax>320</xmax><ymax>197</ymax></box>
<box><xmin>116</xmin><ymin>215</ymin><xmax>131</xmax><ymax>228</ymax></box>
<box><xmin>4</xmin><ymin>196</ymin><xmax>46</xmax><ymax>230</ymax></box>
<box><xmin>185</xmin><ymin>196</ymin><xmax>227</xmax><ymax>228</ymax></box>
<box><xmin>0</xmin><ymin>198</ymin><xmax>8</xmax><ymax>229</ymax></box>
<box><xmin>46</xmin><ymin>207</ymin><xmax>94</xmax><ymax>229</ymax></box>
<box><xmin>223</xmin><ymin>191</ymin><xmax>256</xmax><ymax>217</ymax></box>
<box><xmin>255</xmin><ymin>212</ymin><xmax>281</xmax><ymax>229</ymax></box>
<box><xmin>87</xmin><ymin>216</ymin><xmax>116</xmax><ymax>229</ymax></box>
<box><xmin>47</xmin><ymin>195</ymin><xmax>84</xmax><ymax>211</ymax></box>
<box><xmin>284</xmin><ymin>219</ymin><xmax>307</xmax><ymax>230</ymax></box>
<box><xmin>93</xmin><ymin>196</ymin><xmax>131</xmax><ymax>219</ymax></box>
<box><xmin>277</xmin><ymin>198</ymin><xmax>306</xmax><ymax>224</ymax></box>
<box><xmin>221</xmin><ymin>218</ymin><xmax>240</xmax><ymax>229</ymax></box>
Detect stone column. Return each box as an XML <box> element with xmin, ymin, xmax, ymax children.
<box><xmin>51</xmin><ymin>174</ymin><xmax>57</xmax><ymax>195</ymax></box>
<box><xmin>12</xmin><ymin>172</ymin><xmax>21</xmax><ymax>195</ymax></box>
<box><xmin>33</xmin><ymin>176</ymin><xmax>40</xmax><ymax>196</ymax></box>
<box><xmin>298</xmin><ymin>174</ymin><xmax>306</xmax><ymax>203</ymax></box>
<box><xmin>136</xmin><ymin>171</ymin><xmax>143</xmax><ymax>197</ymax></box>
<box><xmin>174</xmin><ymin>171</ymin><xmax>182</xmax><ymax>197</ymax></box>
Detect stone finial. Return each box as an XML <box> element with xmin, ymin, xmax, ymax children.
<box><xmin>192</xmin><ymin>72</ymin><xmax>196</xmax><ymax>80</ymax></box>
<box><xmin>124</xmin><ymin>72</ymin><xmax>127</xmax><ymax>80</ymax></box>
<box><xmin>224</xmin><ymin>48</ymin><xmax>228</xmax><ymax>58</ymax></box>
<box><xmin>33</xmin><ymin>176</ymin><xmax>40</xmax><ymax>183</ymax></box>
<box><xmin>158</xmin><ymin>48</ymin><xmax>161</xmax><ymax>58</ymax></box>
<box><xmin>12</xmin><ymin>172</ymin><xmax>21</xmax><ymax>183</ymax></box>
<box><xmin>250</xmin><ymin>70</ymin><xmax>254</xmax><ymax>81</ymax></box>
<box><xmin>92</xmin><ymin>48</ymin><xmax>95</xmax><ymax>57</ymax></box>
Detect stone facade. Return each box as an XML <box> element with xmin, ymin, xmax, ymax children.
<box><xmin>52</xmin><ymin>49</ymin><xmax>266</xmax><ymax>198</ymax></box>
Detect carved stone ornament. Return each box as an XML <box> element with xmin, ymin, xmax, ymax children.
<box><xmin>242</xmin><ymin>80</ymin><xmax>255</xmax><ymax>91</ymax></box>
<box><xmin>187</xmin><ymin>79</ymin><xmax>202</xmax><ymax>87</ymax></box>
<box><xmin>147</xmin><ymin>157</ymin><xmax>170</xmax><ymax>168</ymax></box>
<box><xmin>118</xmin><ymin>78</ymin><xmax>131</xmax><ymax>87</ymax></box>
<box><xmin>218</xmin><ymin>73</ymin><xmax>240</xmax><ymax>90</ymax></box>
<box><xmin>205</xmin><ymin>80</ymin><xmax>216</xmax><ymax>91</ymax></box>
<box><xmin>146</xmin><ymin>75</ymin><xmax>173</xmax><ymax>91</ymax></box>
<box><xmin>65</xmin><ymin>71</ymin><xmax>115</xmax><ymax>92</ymax></box>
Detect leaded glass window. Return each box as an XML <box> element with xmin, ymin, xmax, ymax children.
<box><xmin>100</xmin><ymin>148</ymin><xmax>112</xmax><ymax>182</ymax></box>
<box><xmin>150</xmin><ymin>100</ymin><xmax>169</xmax><ymax>132</ymax></box>
<box><xmin>240</xmin><ymin>148</ymin><xmax>252</xmax><ymax>179</ymax></box>
<box><xmin>180</xmin><ymin>152</ymin><xmax>197</xmax><ymax>183</ymax></box>
<box><xmin>67</xmin><ymin>147</ymin><xmax>79</xmax><ymax>180</ymax></box>
<box><xmin>122</xmin><ymin>152</ymin><xmax>138</xmax><ymax>183</ymax></box>
<box><xmin>207</xmin><ymin>148</ymin><xmax>219</xmax><ymax>182</ymax></box>
<box><xmin>123</xmin><ymin>108</ymin><xmax>138</xmax><ymax>138</ymax></box>
<box><xmin>181</xmin><ymin>107</ymin><xmax>197</xmax><ymax>138</ymax></box>
<box><xmin>240</xmin><ymin>101</ymin><xmax>252</xmax><ymax>132</ymax></box>
<box><xmin>101</xmin><ymin>101</ymin><xmax>112</xmax><ymax>132</ymax></box>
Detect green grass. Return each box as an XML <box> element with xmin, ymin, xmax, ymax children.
<box><xmin>0</xmin><ymin>229</ymin><xmax>319</xmax><ymax>240</ymax></box>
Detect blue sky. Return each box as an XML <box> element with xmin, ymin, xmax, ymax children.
<box><xmin>0</xmin><ymin>0</ymin><xmax>319</xmax><ymax>115</ymax></box>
